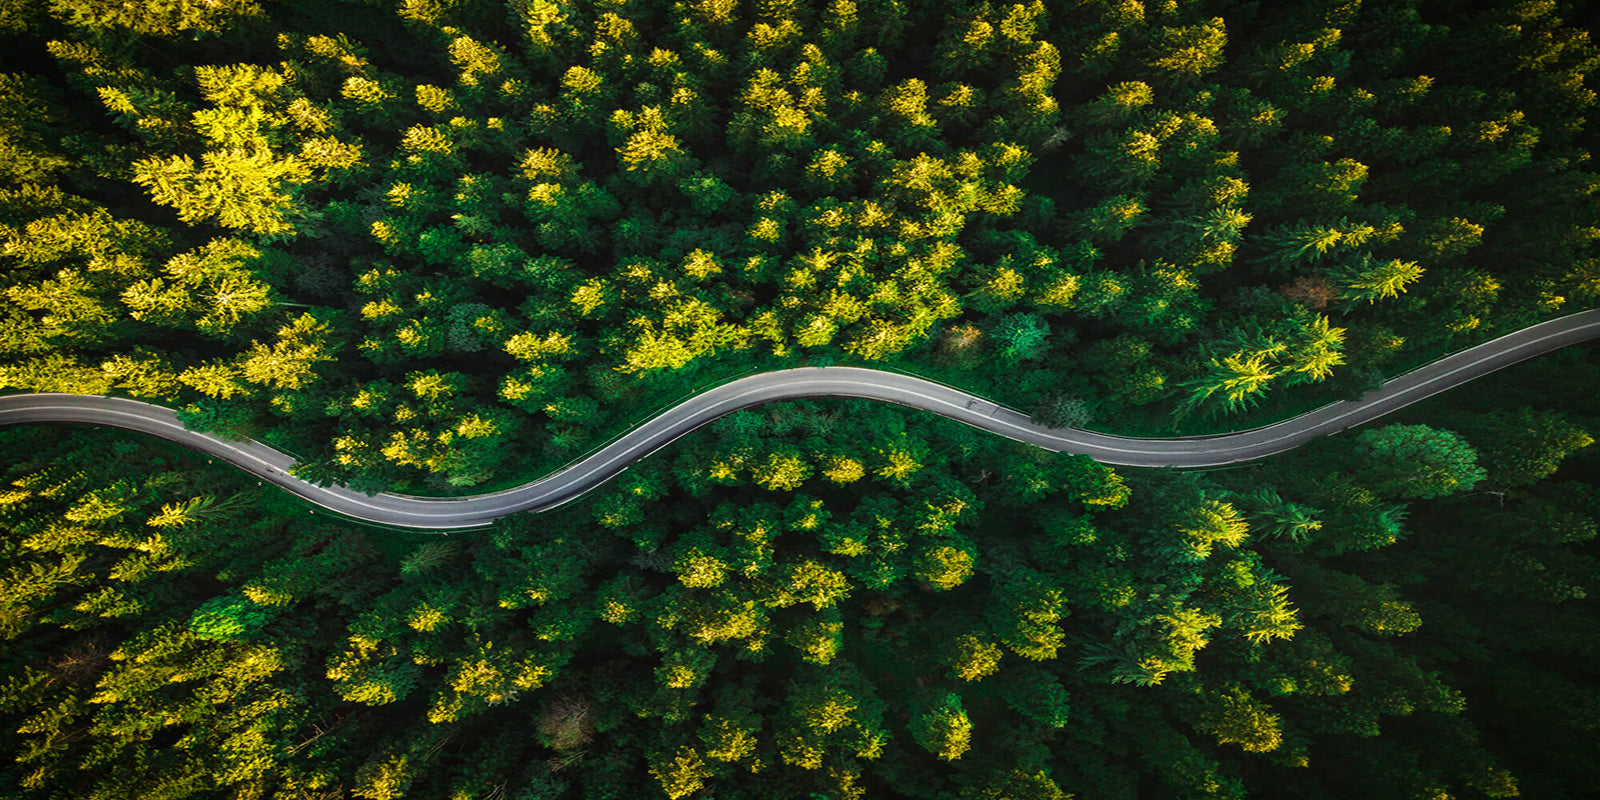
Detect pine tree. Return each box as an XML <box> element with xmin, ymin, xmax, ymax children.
<box><xmin>1198</xmin><ymin>685</ymin><xmax>1284</xmax><ymax>753</ymax></box>
<box><xmin>1354</xmin><ymin>424</ymin><xmax>1488</xmax><ymax>500</ymax></box>
<box><xmin>1148</xmin><ymin>18</ymin><xmax>1229</xmax><ymax>82</ymax></box>
<box><xmin>239</xmin><ymin>313</ymin><xmax>334</xmax><ymax>391</ymax></box>
<box><xmin>942</xmin><ymin>631</ymin><xmax>1003</xmax><ymax>682</ymax></box>
<box><xmin>133</xmin><ymin>149</ymin><xmax>311</xmax><ymax>236</ymax></box>
<box><xmin>1337</xmin><ymin>254</ymin><xmax>1425</xmax><ymax>303</ymax></box>
<box><xmin>910</xmin><ymin>692</ymin><xmax>972</xmax><ymax>761</ymax></box>
<box><xmin>986</xmin><ymin>568</ymin><xmax>1066</xmax><ymax>661</ymax></box>
<box><xmin>50</xmin><ymin>0</ymin><xmax>263</xmax><ymax>35</ymax></box>
<box><xmin>1180</xmin><ymin>347</ymin><xmax>1283</xmax><ymax>416</ymax></box>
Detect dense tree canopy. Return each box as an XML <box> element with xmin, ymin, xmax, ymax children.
<box><xmin>3</xmin><ymin>346</ymin><xmax>1599</xmax><ymax>799</ymax></box>
<box><xmin>0</xmin><ymin>0</ymin><xmax>1598</xmax><ymax>798</ymax></box>
<box><xmin>0</xmin><ymin>0</ymin><xmax>1595</xmax><ymax>486</ymax></box>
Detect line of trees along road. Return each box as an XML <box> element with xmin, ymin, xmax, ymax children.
<box><xmin>0</xmin><ymin>0</ymin><xmax>1595</xmax><ymax>491</ymax></box>
<box><xmin>0</xmin><ymin>0</ymin><xmax>1597</xmax><ymax>797</ymax></box>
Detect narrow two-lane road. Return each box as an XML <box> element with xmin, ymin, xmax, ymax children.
<box><xmin>5</xmin><ymin>308</ymin><xmax>1599</xmax><ymax>530</ymax></box>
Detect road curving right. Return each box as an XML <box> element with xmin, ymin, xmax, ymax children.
<box><xmin>3</xmin><ymin>308</ymin><xmax>1598</xmax><ymax>530</ymax></box>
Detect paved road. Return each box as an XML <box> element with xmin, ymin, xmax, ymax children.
<box><xmin>4</xmin><ymin>308</ymin><xmax>1599</xmax><ymax>530</ymax></box>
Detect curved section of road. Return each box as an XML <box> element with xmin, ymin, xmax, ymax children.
<box><xmin>4</xmin><ymin>309</ymin><xmax>1600</xmax><ymax>530</ymax></box>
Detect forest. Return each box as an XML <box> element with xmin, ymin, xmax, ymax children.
<box><xmin>0</xmin><ymin>0</ymin><xmax>1598</xmax><ymax>797</ymax></box>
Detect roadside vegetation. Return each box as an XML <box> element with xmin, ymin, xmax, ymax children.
<box><xmin>0</xmin><ymin>0</ymin><xmax>1597</xmax><ymax>797</ymax></box>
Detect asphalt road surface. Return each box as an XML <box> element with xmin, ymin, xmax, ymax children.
<box><xmin>4</xmin><ymin>308</ymin><xmax>1599</xmax><ymax>530</ymax></box>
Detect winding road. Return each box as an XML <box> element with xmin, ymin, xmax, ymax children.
<box><xmin>4</xmin><ymin>308</ymin><xmax>1600</xmax><ymax>530</ymax></box>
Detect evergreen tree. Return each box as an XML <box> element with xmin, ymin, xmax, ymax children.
<box><xmin>1353</xmin><ymin>424</ymin><xmax>1488</xmax><ymax>500</ymax></box>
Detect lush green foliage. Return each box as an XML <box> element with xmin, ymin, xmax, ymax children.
<box><xmin>1</xmin><ymin>0</ymin><xmax>1599</xmax><ymax>798</ymax></box>
<box><xmin>3</xmin><ymin>348</ymin><xmax>1600</xmax><ymax>799</ymax></box>
<box><xmin>0</xmin><ymin>0</ymin><xmax>1596</xmax><ymax>488</ymax></box>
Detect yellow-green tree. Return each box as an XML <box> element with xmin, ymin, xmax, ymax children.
<box><xmin>911</xmin><ymin>692</ymin><xmax>972</xmax><ymax>761</ymax></box>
